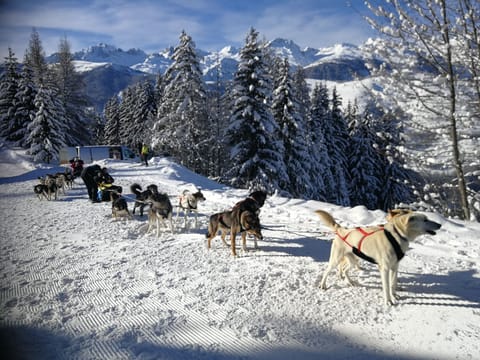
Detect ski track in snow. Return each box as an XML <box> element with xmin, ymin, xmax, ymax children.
<box><xmin>0</xmin><ymin>156</ymin><xmax>479</xmax><ymax>360</ymax></box>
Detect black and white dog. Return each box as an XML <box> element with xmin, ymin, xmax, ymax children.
<box><xmin>147</xmin><ymin>192</ymin><xmax>174</xmax><ymax>236</ymax></box>
<box><xmin>35</xmin><ymin>175</ymin><xmax>58</xmax><ymax>201</ymax></box>
<box><xmin>130</xmin><ymin>183</ymin><xmax>159</xmax><ymax>216</ymax></box>
<box><xmin>111</xmin><ymin>192</ymin><xmax>132</xmax><ymax>220</ymax></box>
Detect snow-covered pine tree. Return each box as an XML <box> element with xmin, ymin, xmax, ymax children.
<box><xmin>204</xmin><ymin>60</ymin><xmax>229</xmax><ymax>178</ymax></box>
<box><xmin>103</xmin><ymin>96</ymin><xmax>121</xmax><ymax>145</ymax></box>
<box><xmin>27</xmin><ymin>84</ymin><xmax>67</xmax><ymax>163</ymax></box>
<box><xmin>373</xmin><ymin>106</ymin><xmax>420</xmax><ymax>210</ymax></box>
<box><xmin>329</xmin><ymin>87</ymin><xmax>351</xmax><ymax>206</ymax></box>
<box><xmin>118</xmin><ymin>85</ymin><xmax>135</xmax><ymax>146</ymax></box>
<box><xmin>53</xmin><ymin>36</ymin><xmax>90</xmax><ymax>146</ymax></box>
<box><xmin>120</xmin><ymin>80</ymin><xmax>155</xmax><ymax>149</ymax></box>
<box><xmin>24</xmin><ymin>28</ymin><xmax>50</xmax><ymax>87</ymax></box>
<box><xmin>88</xmin><ymin>109</ymin><xmax>105</xmax><ymax>145</ymax></box>
<box><xmin>348</xmin><ymin>108</ymin><xmax>383</xmax><ymax>209</ymax></box>
<box><xmin>0</xmin><ymin>48</ymin><xmax>20</xmax><ymax>141</ymax></box>
<box><xmin>223</xmin><ymin>28</ymin><xmax>288</xmax><ymax>193</ymax></box>
<box><xmin>154</xmin><ymin>30</ymin><xmax>208</xmax><ymax>173</ymax></box>
<box><xmin>308</xmin><ymin>84</ymin><xmax>334</xmax><ymax>201</ymax></box>
<box><xmin>12</xmin><ymin>63</ymin><xmax>37</xmax><ymax>147</ymax></box>
<box><xmin>271</xmin><ymin>57</ymin><xmax>312</xmax><ymax>198</ymax></box>
<box><xmin>128</xmin><ymin>80</ymin><xmax>155</xmax><ymax>148</ymax></box>
<box><xmin>153</xmin><ymin>73</ymin><xmax>164</xmax><ymax>110</ymax></box>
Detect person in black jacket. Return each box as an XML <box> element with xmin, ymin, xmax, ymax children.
<box><xmin>95</xmin><ymin>167</ymin><xmax>123</xmax><ymax>201</ymax></box>
<box><xmin>80</xmin><ymin>164</ymin><xmax>102</xmax><ymax>202</ymax></box>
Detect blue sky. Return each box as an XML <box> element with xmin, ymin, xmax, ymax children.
<box><xmin>0</xmin><ymin>0</ymin><xmax>377</xmax><ymax>60</ymax></box>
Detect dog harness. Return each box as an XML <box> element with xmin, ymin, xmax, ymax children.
<box><xmin>179</xmin><ymin>195</ymin><xmax>197</xmax><ymax>210</ymax></box>
<box><xmin>336</xmin><ymin>226</ymin><xmax>406</xmax><ymax>263</ymax></box>
<box><xmin>219</xmin><ymin>212</ymin><xmax>247</xmax><ymax>232</ymax></box>
<box><xmin>336</xmin><ymin>227</ymin><xmax>381</xmax><ymax>264</ymax></box>
<box><xmin>384</xmin><ymin>228</ymin><xmax>406</xmax><ymax>261</ymax></box>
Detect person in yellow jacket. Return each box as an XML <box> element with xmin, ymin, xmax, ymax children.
<box><xmin>141</xmin><ymin>143</ymin><xmax>149</xmax><ymax>166</ymax></box>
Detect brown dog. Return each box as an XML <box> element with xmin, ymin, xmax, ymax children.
<box><xmin>206</xmin><ymin>210</ymin><xmax>263</xmax><ymax>256</ymax></box>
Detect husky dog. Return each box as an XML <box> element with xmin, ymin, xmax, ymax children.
<box><xmin>33</xmin><ymin>184</ymin><xmax>49</xmax><ymax>200</ymax></box>
<box><xmin>130</xmin><ymin>183</ymin><xmax>159</xmax><ymax>216</ymax></box>
<box><xmin>177</xmin><ymin>189</ymin><xmax>206</xmax><ymax>229</ymax></box>
<box><xmin>51</xmin><ymin>172</ymin><xmax>66</xmax><ymax>195</ymax></box>
<box><xmin>233</xmin><ymin>190</ymin><xmax>267</xmax><ymax>216</ymax></box>
<box><xmin>147</xmin><ymin>193</ymin><xmax>174</xmax><ymax>237</ymax></box>
<box><xmin>315</xmin><ymin>210</ymin><xmax>441</xmax><ymax>305</ymax></box>
<box><xmin>206</xmin><ymin>210</ymin><xmax>263</xmax><ymax>256</ymax></box>
<box><xmin>111</xmin><ymin>192</ymin><xmax>132</xmax><ymax>220</ymax></box>
<box><xmin>37</xmin><ymin>175</ymin><xmax>58</xmax><ymax>200</ymax></box>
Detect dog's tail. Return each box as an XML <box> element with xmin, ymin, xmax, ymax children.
<box><xmin>314</xmin><ymin>210</ymin><xmax>340</xmax><ymax>231</ymax></box>
<box><xmin>205</xmin><ymin>214</ymin><xmax>218</xmax><ymax>239</ymax></box>
<box><xmin>130</xmin><ymin>183</ymin><xmax>142</xmax><ymax>196</ymax></box>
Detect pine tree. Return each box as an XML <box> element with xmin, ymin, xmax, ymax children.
<box><xmin>27</xmin><ymin>85</ymin><xmax>67</xmax><ymax>162</ymax></box>
<box><xmin>118</xmin><ymin>85</ymin><xmax>136</xmax><ymax>146</ymax></box>
<box><xmin>24</xmin><ymin>28</ymin><xmax>50</xmax><ymax>87</ymax></box>
<box><xmin>12</xmin><ymin>63</ymin><xmax>37</xmax><ymax>147</ymax></box>
<box><xmin>271</xmin><ymin>57</ymin><xmax>311</xmax><ymax>197</ymax></box>
<box><xmin>0</xmin><ymin>48</ymin><xmax>20</xmax><ymax>141</ymax></box>
<box><xmin>224</xmin><ymin>28</ymin><xmax>287</xmax><ymax>193</ymax></box>
<box><xmin>348</xmin><ymin>109</ymin><xmax>383</xmax><ymax>209</ymax></box>
<box><xmin>130</xmin><ymin>80</ymin><xmax>155</xmax><ymax>147</ymax></box>
<box><xmin>53</xmin><ymin>36</ymin><xmax>90</xmax><ymax>145</ymax></box>
<box><xmin>308</xmin><ymin>84</ymin><xmax>334</xmax><ymax>201</ymax></box>
<box><xmin>88</xmin><ymin>109</ymin><xmax>105</xmax><ymax>144</ymax></box>
<box><xmin>104</xmin><ymin>96</ymin><xmax>121</xmax><ymax>145</ymax></box>
<box><xmin>154</xmin><ymin>30</ymin><xmax>208</xmax><ymax>173</ymax></box>
<box><xmin>205</xmin><ymin>61</ymin><xmax>229</xmax><ymax>178</ymax></box>
<box><xmin>329</xmin><ymin>87</ymin><xmax>350</xmax><ymax>206</ymax></box>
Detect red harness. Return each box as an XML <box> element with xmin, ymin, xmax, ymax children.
<box><xmin>336</xmin><ymin>226</ymin><xmax>384</xmax><ymax>264</ymax></box>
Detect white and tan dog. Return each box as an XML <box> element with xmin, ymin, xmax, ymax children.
<box><xmin>177</xmin><ymin>189</ymin><xmax>206</xmax><ymax>229</ymax></box>
<box><xmin>315</xmin><ymin>210</ymin><xmax>441</xmax><ymax>305</ymax></box>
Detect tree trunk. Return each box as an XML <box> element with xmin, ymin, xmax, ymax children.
<box><xmin>442</xmin><ymin>1</ymin><xmax>471</xmax><ymax>220</ymax></box>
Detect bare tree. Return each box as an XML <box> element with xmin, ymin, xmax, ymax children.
<box><xmin>365</xmin><ymin>0</ymin><xmax>476</xmax><ymax>219</ymax></box>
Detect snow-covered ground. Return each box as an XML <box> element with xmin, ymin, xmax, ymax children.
<box><xmin>1</xmin><ymin>146</ymin><xmax>479</xmax><ymax>360</ymax></box>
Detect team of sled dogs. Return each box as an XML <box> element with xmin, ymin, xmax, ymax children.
<box><xmin>34</xmin><ymin>174</ymin><xmax>442</xmax><ymax>305</ymax></box>
<box><xmin>34</xmin><ymin>170</ymin><xmax>74</xmax><ymax>201</ymax></box>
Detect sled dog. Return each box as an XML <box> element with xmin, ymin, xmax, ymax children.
<box><xmin>315</xmin><ymin>209</ymin><xmax>441</xmax><ymax>305</ymax></box>
<box><xmin>206</xmin><ymin>210</ymin><xmax>263</xmax><ymax>256</ymax></box>
<box><xmin>177</xmin><ymin>189</ymin><xmax>206</xmax><ymax>229</ymax></box>
<box><xmin>33</xmin><ymin>184</ymin><xmax>49</xmax><ymax>201</ymax></box>
<box><xmin>131</xmin><ymin>183</ymin><xmax>159</xmax><ymax>216</ymax></box>
<box><xmin>37</xmin><ymin>175</ymin><xmax>58</xmax><ymax>200</ymax></box>
<box><xmin>111</xmin><ymin>192</ymin><xmax>132</xmax><ymax>220</ymax></box>
<box><xmin>337</xmin><ymin>208</ymin><xmax>416</xmax><ymax>280</ymax></box>
<box><xmin>233</xmin><ymin>190</ymin><xmax>267</xmax><ymax>216</ymax></box>
<box><xmin>147</xmin><ymin>193</ymin><xmax>174</xmax><ymax>236</ymax></box>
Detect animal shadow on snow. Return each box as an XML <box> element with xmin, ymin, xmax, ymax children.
<box><xmin>256</xmin><ymin>232</ymin><xmax>331</xmax><ymax>263</ymax></box>
<box><xmin>398</xmin><ymin>269</ymin><xmax>480</xmax><ymax>308</ymax></box>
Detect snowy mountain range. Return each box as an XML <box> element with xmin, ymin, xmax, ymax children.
<box><xmin>46</xmin><ymin>39</ymin><xmax>376</xmax><ymax>111</ymax></box>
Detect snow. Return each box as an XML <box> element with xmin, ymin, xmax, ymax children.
<box><xmin>1</xmin><ymin>146</ymin><xmax>479</xmax><ymax>360</ymax></box>
<box><xmin>73</xmin><ymin>60</ymin><xmax>111</xmax><ymax>73</ymax></box>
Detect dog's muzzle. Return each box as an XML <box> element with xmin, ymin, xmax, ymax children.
<box><xmin>427</xmin><ymin>221</ymin><xmax>442</xmax><ymax>235</ymax></box>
